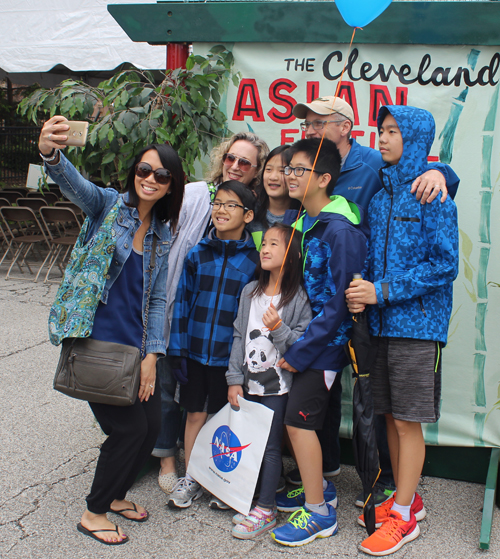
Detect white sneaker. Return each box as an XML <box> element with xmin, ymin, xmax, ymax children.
<box><xmin>168</xmin><ymin>477</ymin><xmax>203</xmax><ymax>508</ymax></box>
<box><xmin>209</xmin><ymin>495</ymin><xmax>231</xmax><ymax>510</ymax></box>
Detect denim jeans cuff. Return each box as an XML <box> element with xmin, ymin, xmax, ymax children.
<box><xmin>151</xmin><ymin>446</ymin><xmax>178</xmax><ymax>458</ymax></box>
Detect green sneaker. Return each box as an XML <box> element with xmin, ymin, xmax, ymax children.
<box><xmin>355</xmin><ymin>485</ymin><xmax>395</xmax><ymax>508</ymax></box>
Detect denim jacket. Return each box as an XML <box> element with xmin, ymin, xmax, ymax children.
<box><xmin>45</xmin><ymin>153</ymin><xmax>171</xmax><ymax>356</ymax></box>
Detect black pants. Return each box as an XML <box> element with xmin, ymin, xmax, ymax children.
<box><xmin>317</xmin><ymin>371</ymin><xmax>342</xmax><ymax>472</ymax></box>
<box><xmin>86</xmin><ymin>385</ymin><xmax>161</xmax><ymax>514</ymax></box>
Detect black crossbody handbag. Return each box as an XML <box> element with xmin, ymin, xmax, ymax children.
<box><xmin>53</xmin><ymin>237</ymin><xmax>157</xmax><ymax>406</ymax></box>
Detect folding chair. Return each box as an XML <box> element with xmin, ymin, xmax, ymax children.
<box><xmin>26</xmin><ymin>191</ymin><xmax>46</xmax><ymax>198</ymax></box>
<box><xmin>0</xmin><ymin>191</ymin><xmax>23</xmax><ymax>205</ymax></box>
<box><xmin>17</xmin><ymin>197</ymin><xmax>49</xmax><ymax>213</ymax></box>
<box><xmin>0</xmin><ymin>199</ymin><xmax>13</xmax><ymax>266</ymax></box>
<box><xmin>1</xmin><ymin>188</ymin><xmax>27</xmax><ymax>196</ymax></box>
<box><xmin>26</xmin><ymin>191</ymin><xmax>60</xmax><ymax>204</ymax></box>
<box><xmin>0</xmin><ymin>207</ymin><xmax>51</xmax><ymax>279</ymax></box>
<box><xmin>48</xmin><ymin>185</ymin><xmax>63</xmax><ymax>196</ymax></box>
<box><xmin>0</xmin><ymin>215</ymin><xmax>14</xmax><ymax>267</ymax></box>
<box><xmin>38</xmin><ymin>207</ymin><xmax>81</xmax><ymax>283</ymax></box>
<box><xmin>54</xmin><ymin>201</ymin><xmax>85</xmax><ymax>224</ymax></box>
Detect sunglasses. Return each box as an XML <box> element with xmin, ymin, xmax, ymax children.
<box><xmin>222</xmin><ymin>153</ymin><xmax>258</xmax><ymax>172</ymax></box>
<box><xmin>135</xmin><ymin>162</ymin><xmax>172</xmax><ymax>185</ymax></box>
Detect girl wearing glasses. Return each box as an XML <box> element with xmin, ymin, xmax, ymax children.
<box><xmin>39</xmin><ymin>116</ymin><xmax>184</xmax><ymax>546</ymax></box>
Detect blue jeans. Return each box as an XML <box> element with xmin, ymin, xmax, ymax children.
<box><xmin>152</xmin><ymin>357</ymin><xmax>182</xmax><ymax>458</ymax></box>
<box><xmin>246</xmin><ymin>392</ymin><xmax>288</xmax><ymax>509</ymax></box>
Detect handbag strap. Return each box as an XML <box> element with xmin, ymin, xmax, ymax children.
<box><xmin>140</xmin><ymin>235</ymin><xmax>158</xmax><ymax>358</ymax></box>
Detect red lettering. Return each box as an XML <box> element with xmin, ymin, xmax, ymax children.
<box><xmin>368</xmin><ymin>85</ymin><xmax>408</xmax><ymax>126</ymax></box>
<box><xmin>351</xmin><ymin>130</ymin><xmax>365</xmax><ymax>140</ymax></box>
<box><xmin>307</xmin><ymin>81</ymin><xmax>320</xmax><ymax>102</ymax></box>
<box><xmin>336</xmin><ymin>82</ymin><xmax>360</xmax><ymax>126</ymax></box>
<box><xmin>268</xmin><ymin>79</ymin><xmax>297</xmax><ymax>124</ymax></box>
<box><xmin>281</xmin><ymin>129</ymin><xmax>299</xmax><ymax>144</ymax></box>
<box><xmin>232</xmin><ymin>79</ymin><xmax>265</xmax><ymax>122</ymax></box>
<box><xmin>427</xmin><ymin>155</ymin><xmax>439</xmax><ymax>162</ymax></box>
<box><xmin>370</xmin><ymin>131</ymin><xmax>377</xmax><ymax>149</ymax></box>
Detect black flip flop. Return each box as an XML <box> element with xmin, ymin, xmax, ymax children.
<box><xmin>77</xmin><ymin>522</ymin><xmax>129</xmax><ymax>545</ymax></box>
<box><xmin>109</xmin><ymin>501</ymin><xmax>149</xmax><ymax>522</ymax></box>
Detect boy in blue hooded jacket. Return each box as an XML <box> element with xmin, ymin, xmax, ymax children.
<box><xmin>346</xmin><ymin>105</ymin><xmax>459</xmax><ymax>556</ymax></box>
<box><xmin>271</xmin><ymin>137</ymin><xmax>368</xmax><ymax>547</ymax></box>
<box><xmin>168</xmin><ymin>180</ymin><xmax>259</xmax><ymax>509</ymax></box>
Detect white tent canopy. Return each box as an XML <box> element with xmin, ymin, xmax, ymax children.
<box><xmin>0</xmin><ymin>0</ymin><xmax>166</xmax><ymax>74</ymax></box>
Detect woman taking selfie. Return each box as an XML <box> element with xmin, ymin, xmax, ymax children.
<box><xmin>39</xmin><ymin>115</ymin><xmax>184</xmax><ymax>545</ymax></box>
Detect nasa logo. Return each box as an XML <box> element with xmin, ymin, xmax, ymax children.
<box><xmin>210</xmin><ymin>425</ymin><xmax>251</xmax><ymax>473</ymax></box>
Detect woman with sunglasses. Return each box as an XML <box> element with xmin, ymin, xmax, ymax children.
<box><xmin>206</xmin><ymin>131</ymin><xmax>269</xmax><ymax>197</ymax></box>
<box><xmin>38</xmin><ymin>115</ymin><xmax>184</xmax><ymax>546</ymax></box>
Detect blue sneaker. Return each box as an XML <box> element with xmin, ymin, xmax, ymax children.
<box><xmin>275</xmin><ymin>481</ymin><xmax>337</xmax><ymax>512</ymax></box>
<box><xmin>271</xmin><ymin>504</ymin><xmax>338</xmax><ymax>547</ymax></box>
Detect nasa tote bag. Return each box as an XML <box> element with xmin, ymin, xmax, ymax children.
<box><xmin>187</xmin><ymin>396</ymin><xmax>274</xmax><ymax>515</ymax></box>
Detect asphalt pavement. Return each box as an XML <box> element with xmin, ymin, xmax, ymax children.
<box><xmin>0</xmin><ymin>272</ymin><xmax>498</xmax><ymax>559</ymax></box>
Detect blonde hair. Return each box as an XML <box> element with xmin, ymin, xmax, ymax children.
<box><xmin>208</xmin><ymin>132</ymin><xmax>269</xmax><ymax>190</ymax></box>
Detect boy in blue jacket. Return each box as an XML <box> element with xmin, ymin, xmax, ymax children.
<box><xmin>346</xmin><ymin>105</ymin><xmax>459</xmax><ymax>556</ymax></box>
<box><xmin>168</xmin><ymin>180</ymin><xmax>259</xmax><ymax>509</ymax></box>
<box><xmin>271</xmin><ymin>138</ymin><xmax>368</xmax><ymax>547</ymax></box>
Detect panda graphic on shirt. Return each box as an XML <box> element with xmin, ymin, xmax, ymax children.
<box><xmin>242</xmin><ymin>293</ymin><xmax>292</xmax><ymax>396</ymax></box>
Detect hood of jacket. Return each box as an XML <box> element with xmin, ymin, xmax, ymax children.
<box><xmin>377</xmin><ymin>105</ymin><xmax>435</xmax><ymax>187</ymax></box>
<box><xmin>198</xmin><ymin>227</ymin><xmax>256</xmax><ymax>255</ymax></box>
<box><xmin>284</xmin><ymin>195</ymin><xmax>368</xmax><ymax>239</ymax></box>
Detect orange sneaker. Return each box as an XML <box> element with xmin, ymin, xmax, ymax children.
<box><xmin>359</xmin><ymin>510</ymin><xmax>420</xmax><ymax>556</ymax></box>
<box><xmin>357</xmin><ymin>492</ymin><xmax>426</xmax><ymax>528</ymax></box>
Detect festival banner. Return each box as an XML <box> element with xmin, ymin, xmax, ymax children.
<box><xmin>195</xmin><ymin>42</ymin><xmax>500</xmax><ymax>448</ymax></box>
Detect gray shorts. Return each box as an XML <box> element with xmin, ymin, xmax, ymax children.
<box><xmin>370</xmin><ymin>337</ymin><xmax>442</xmax><ymax>423</ymax></box>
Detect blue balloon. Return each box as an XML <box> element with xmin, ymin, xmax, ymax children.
<box><xmin>335</xmin><ymin>0</ymin><xmax>392</xmax><ymax>28</ymax></box>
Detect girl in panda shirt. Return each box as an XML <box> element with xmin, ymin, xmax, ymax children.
<box><xmin>226</xmin><ymin>223</ymin><xmax>312</xmax><ymax>540</ymax></box>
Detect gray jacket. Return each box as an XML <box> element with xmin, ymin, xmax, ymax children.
<box><xmin>164</xmin><ymin>181</ymin><xmax>211</xmax><ymax>343</ymax></box>
<box><xmin>226</xmin><ymin>281</ymin><xmax>313</xmax><ymax>387</ymax></box>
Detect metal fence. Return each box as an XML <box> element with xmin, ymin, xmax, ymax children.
<box><xmin>0</xmin><ymin>126</ymin><xmax>41</xmax><ymax>183</ymax></box>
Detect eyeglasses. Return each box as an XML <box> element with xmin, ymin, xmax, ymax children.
<box><xmin>284</xmin><ymin>166</ymin><xmax>326</xmax><ymax>177</ymax></box>
<box><xmin>222</xmin><ymin>153</ymin><xmax>258</xmax><ymax>172</ymax></box>
<box><xmin>210</xmin><ymin>201</ymin><xmax>249</xmax><ymax>212</ymax></box>
<box><xmin>300</xmin><ymin>119</ymin><xmax>343</xmax><ymax>131</ymax></box>
<box><xmin>135</xmin><ymin>162</ymin><xmax>172</xmax><ymax>185</ymax></box>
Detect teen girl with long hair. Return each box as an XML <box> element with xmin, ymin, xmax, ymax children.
<box><xmin>250</xmin><ymin>145</ymin><xmax>301</xmax><ymax>233</ymax></box>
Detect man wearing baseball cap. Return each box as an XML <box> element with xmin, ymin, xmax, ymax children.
<box><xmin>284</xmin><ymin>95</ymin><xmax>459</xmax><ymax>507</ymax></box>
<box><xmin>292</xmin><ymin>95</ymin><xmax>459</xmax><ymax>210</ymax></box>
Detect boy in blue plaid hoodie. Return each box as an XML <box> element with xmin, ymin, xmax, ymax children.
<box><xmin>168</xmin><ymin>180</ymin><xmax>259</xmax><ymax>509</ymax></box>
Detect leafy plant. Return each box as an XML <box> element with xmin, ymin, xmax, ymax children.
<box><xmin>0</xmin><ymin>81</ymin><xmax>39</xmax><ymax>125</ymax></box>
<box><xmin>17</xmin><ymin>46</ymin><xmax>239</xmax><ymax>185</ymax></box>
